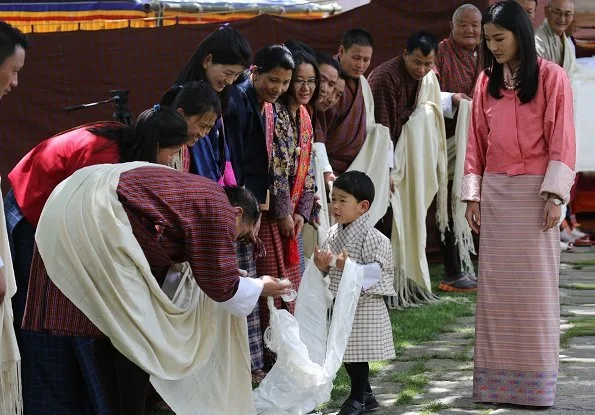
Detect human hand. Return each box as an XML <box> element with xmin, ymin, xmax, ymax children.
<box><xmin>293</xmin><ymin>213</ymin><xmax>305</xmax><ymax>236</ymax></box>
<box><xmin>238</xmin><ymin>269</ymin><xmax>248</xmax><ymax>277</ymax></box>
<box><xmin>278</xmin><ymin>215</ymin><xmax>295</xmax><ymax>239</ymax></box>
<box><xmin>335</xmin><ymin>248</ymin><xmax>349</xmax><ymax>271</ymax></box>
<box><xmin>314</xmin><ymin>245</ymin><xmax>332</xmax><ymax>273</ymax></box>
<box><xmin>260</xmin><ymin>275</ymin><xmax>293</xmax><ymax>297</ymax></box>
<box><xmin>324</xmin><ymin>172</ymin><xmax>336</xmax><ymax>184</ymax></box>
<box><xmin>452</xmin><ymin>92</ymin><xmax>472</xmax><ymax>108</ymax></box>
<box><xmin>465</xmin><ymin>202</ymin><xmax>481</xmax><ymax>234</ymax></box>
<box><xmin>543</xmin><ymin>201</ymin><xmax>562</xmax><ymax>232</ymax></box>
<box><xmin>389</xmin><ymin>176</ymin><xmax>395</xmax><ymax>194</ymax></box>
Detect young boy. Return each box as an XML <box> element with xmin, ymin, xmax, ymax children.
<box><xmin>314</xmin><ymin>171</ymin><xmax>396</xmax><ymax>415</ymax></box>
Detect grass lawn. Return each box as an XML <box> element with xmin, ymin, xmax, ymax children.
<box><xmin>318</xmin><ymin>262</ymin><xmax>477</xmax><ymax>411</ymax></box>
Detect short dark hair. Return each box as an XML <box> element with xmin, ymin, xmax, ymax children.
<box><xmin>253</xmin><ymin>44</ymin><xmax>295</xmax><ymax>74</ymax></box>
<box><xmin>0</xmin><ymin>21</ymin><xmax>27</xmax><ymax>66</ymax></box>
<box><xmin>341</xmin><ymin>29</ymin><xmax>374</xmax><ymax>51</ymax></box>
<box><xmin>223</xmin><ymin>186</ymin><xmax>260</xmax><ymax>225</ymax></box>
<box><xmin>171</xmin><ymin>81</ymin><xmax>222</xmax><ymax>117</ymax></box>
<box><xmin>481</xmin><ymin>1</ymin><xmax>538</xmax><ymax>103</ymax></box>
<box><xmin>316</xmin><ymin>52</ymin><xmax>348</xmax><ymax>80</ymax></box>
<box><xmin>279</xmin><ymin>50</ymin><xmax>320</xmax><ymax>108</ymax></box>
<box><xmin>406</xmin><ymin>31</ymin><xmax>438</xmax><ymax>56</ymax></box>
<box><xmin>333</xmin><ymin>171</ymin><xmax>375</xmax><ymax>205</ymax></box>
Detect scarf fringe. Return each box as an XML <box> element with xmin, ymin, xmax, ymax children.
<box><xmin>0</xmin><ymin>360</ymin><xmax>23</xmax><ymax>415</ymax></box>
<box><xmin>387</xmin><ymin>266</ymin><xmax>439</xmax><ymax>309</ymax></box>
<box><xmin>452</xmin><ymin>194</ymin><xmax>476</xmax><ymax>274</ymax></box>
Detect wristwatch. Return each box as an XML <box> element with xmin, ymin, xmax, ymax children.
<box><xmin>548</xmin><ymin>197</ymin><xmax>563</xmax><ymax>206</ymax></box>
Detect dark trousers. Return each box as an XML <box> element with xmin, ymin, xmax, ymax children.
<box><xmin>344</xmin><ymin>362</ymin><xmax>373</xmax><ymax>403</ymax></box>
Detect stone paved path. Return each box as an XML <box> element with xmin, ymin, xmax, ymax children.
<box><xmin>325</xmin><ymin>248</ymin><xmax>595</xmax><ymax>415</ymax></box>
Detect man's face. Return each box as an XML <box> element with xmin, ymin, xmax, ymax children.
<box><xmin>316</xmin><ymin>63</ymin><xmax>339</xmax><ymax>104</ymax></box>
<box><xmin>516</xmin><ymin>0</ymin><xmax>537</xmax><ymax>22</ymax></box>
<box><xmin>451</xmin><ymin>8</ymin><xmax>482</xmax><ymax>51</ymax></box>
<box><xmin>546</xmin><ymin>0</ymin><xmax>575</xmax><ymax>36</ymax></box>
<box><xmin>338</xmin><ymin>44</ymin><xmax>373</xmax><ymax>78</ymax></box>
<box><xmin>317</xmin><ymin>77</ymin><xmax>346</xmax><ymax>112</ymax></box>
<box><xmin>0</xmin><ymin>45</ymin><xmax>25</xmax><ymax>100</ymax></box>
<box><xmin>404</xmin><ymin>49</ymin><xmax>436</xmax><ymax>81</ymax></box>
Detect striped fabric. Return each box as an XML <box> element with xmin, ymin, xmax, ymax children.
<box><xmin>255</xmin><ymin>213</ymin><xmax>301</xmax><ymax>328</ymax></box>
<box><xmin>368</xmin><ymin>55</ymin><xmax>420</xmax><ymax>144</ymax></box>
<box><xmin>23</xmin><ymin>167</ymin><xmax>240</xmax><ymax>337</ymax></box>
<box><xmin>236</xmin><ymin>240</ymin><xmax>264</xmax><ymax>371</ymax></box>
<box><xmin>473</xmin><ymin>174</ymin><xmax>560</xmax><ymax>407</ymax></box>
<box><xmin>315</xmin><ymin>77</ymin><xmax>367</xmax><ymax>174</ymax></box>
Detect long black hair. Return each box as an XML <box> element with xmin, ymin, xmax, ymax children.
<box><xmin>252</xmin><ymin>44</ymin><xmax>295</xmax><ymax>75</ymax></box>
<box><xmin>278</xmin><ymin>48</ymin><xmax>320</xmax><ymax>109</ymax></box>
<box><xmin>171</xmin><ymin>80</ymin><xmax>222</xmax><ymax>117</ymax></box>
<box><xmin>481</xmin><ymin>0</ymin><xmax>539</xmax><ymax>103</ymax></box>
<box><xmin>161</xmin><ymin>25</ymin><xmax>251</xmax><ymax>105</ymax></box>
<box><xmin>87</xmin><ymin>106</ymin><xmax>188</xmax><ymax>163</ymax></box>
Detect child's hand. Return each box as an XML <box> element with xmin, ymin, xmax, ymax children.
<box><xmin>314</xmin><ymin>245</ymin><xmax>332</xmax><ymax>273</ymax></box>
<box><xmin>335</xmin><ymin>249</ymin><xmax>349</xmax><ymax>271</ymax></box>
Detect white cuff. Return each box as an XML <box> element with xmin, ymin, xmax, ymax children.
<box><xmin>0</xmin><ymin>255</ymin><xmax>3</xmax><ymax>269</ymax></box>
<box><xmin>313</xmin><ymin>142</ymin><xmax>333</xmax><ymax>174</ymax></box>
<box><xmin>361</xmin><ymin>263</ymin><xmax>382</xmax><ymax>291</ymax></box>
<box><xmin>441</xmin><ymin>92</ymin><xmax>456</xmax><ymax>119</ymax></box>
<box><xmin>220</xmin><ymin>277</ymin><xmax>264</xmax><ymax>317</ymax></box>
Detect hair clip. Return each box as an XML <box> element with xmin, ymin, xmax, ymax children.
<box><xmin>153</xmin><ymin>104</ymin><xmax>160</xmax><ymax>112</ymax></box>
<box><xmin>249</xmin><ymin>64</ymin><xmax>258</xmax><ymax>72</ymax></box>
<box><xmin>219</xmin><ymin>23</ymin><xmax>230</xmax><ymax>30</ymax></box>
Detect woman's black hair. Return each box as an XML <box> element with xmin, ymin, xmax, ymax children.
<box><xmin>481</xmin><ymin>0</ymin><xmax>539</xmax><ymax>103</ymax></box>
<box><xmin>171</xmin><ymin>81</ymin><xmax>222</xmax><ymax>117</ymax></box>
<box><xmin>252</xmin><ymin>44</ymin><xmax>295</xmax><ymax>74</ymax></box>
<box><xmin>174</xmin><ymin>25</ymin><xmax>251</xmax><ymax>85</ymax></box>
<box><xmin>278</xmin><ymin>49</ymin><xmax>320</xmax><ymax>109</ymax></box>
<box><xmin>87</xmin><ymin>106</ymin><xmax>188</xmax><ymax>163</ymax></box>
<box><xmin>161</xmin><ymin>25</ymin><xmax>251</xmax><ymax>105</ymax></box>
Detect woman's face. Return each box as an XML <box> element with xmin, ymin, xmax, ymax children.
<box><xmin>483</xmin><ymin>22</ymin><xmax>519</xmax><ymax>65</ymax></box>
<box><xmin>184</xmin><ymin>111</ymin><xmax>218</xmax><ymax>146</ymax></box>
<box><xmin>291</xmin><ymin>63</ymin><xmax>317</xmax><ymax>107</ymax></box>
<box><xmin>253</xmin><ymin>67</ymin><xmax>293</xmax><ymax>104</ymax></box>
<box><xmin>156</xmin><ymin>146</ymin><xmax>183</xmax><ymax>165</ymax></box>
<box><xmin>203</xmin><ymin>55</ymin><xmax>245</xmax><ymax>92</ymax></box>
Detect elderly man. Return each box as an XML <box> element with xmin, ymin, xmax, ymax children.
<box><xmin>535</xmin><ymin>0</ymin><xmax>576</xmax><ymax>75</ymax></box>
<box><xmin>0</xmin><ymin>20</ymin><xmax>27</xmax><ymax>414</ymax></box>
<box><xmin>516</xmin><ymin>0</ymin><xmax>538</xmax><ymax>22</ymax></box>
<box><xmin>433</xmin><ymin>3</ymin><xmax>482</xmax><ymax>293</ymax></box>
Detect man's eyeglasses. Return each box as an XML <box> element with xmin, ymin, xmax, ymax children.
<box><xmin>549</xmin><ymin>8</ymin><xmax>574</xmax><ymax>19</ymax></box>
<box><xmin>294</xmin><ymin>79</ymin><xmax>317</xmax><ymax>89</ymax></box>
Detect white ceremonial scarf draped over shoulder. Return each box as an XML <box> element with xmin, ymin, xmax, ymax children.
<box><xmin>310</xmin><ymin>75</ymin><xmax>392</xmax><ymax>248</ymax></box>
<box><xmin>388</xmin><ymin>70</ymin><xmax>448</xmax><ymax>308</ymax></box>
<box><xmin>0</xmin><ymin>176</ymin><xmax>23</xmax><ymax>415</ymax></box>
<box><xmin>34</xmin><ymin>162</ymin><xmax>255</xmax><ymax>415</ymax></box>
<box><xmin>451</xmin><ymin>99</ymin><xmax>476</xmax><ymax>274</ymax></box>
<box><xmin>535</xmin><ymin>20</ymin><xmax>577</xmax><ymax>77</ymax></box>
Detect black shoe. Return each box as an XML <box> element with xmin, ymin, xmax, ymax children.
<box><xmin>364</xmin><ymin>391</ymin><xmax>379</xmax><ymax>411</ymax></box>
<box><xmin>338</xmin><ymin>399</ymin><xmax>366</xmax><ymax>415</ymax></box>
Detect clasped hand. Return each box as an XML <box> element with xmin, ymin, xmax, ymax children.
<box><xmin>313</xmin><ymin>245</ymin><xmax>349</xmax><ymax>273</ymax></box>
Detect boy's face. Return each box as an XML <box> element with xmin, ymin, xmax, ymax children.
<box><xmin>331</xmin><ymin>187</ymin><xmax>369</xmax><ymax>225</ymax></box>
